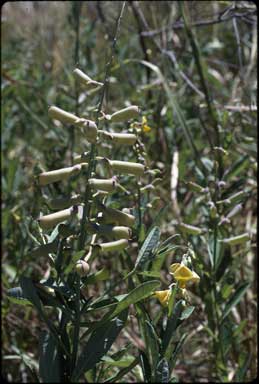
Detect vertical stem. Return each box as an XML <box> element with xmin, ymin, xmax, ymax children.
<box><xmin>70</xmin><ymin>2</ymin><xmax>82</xmax><ymax>165</ymax></box>
<box><xmin>71</xmin><ymin>3</ymin><xmax>127</xmax><ymax>374</ymax></box>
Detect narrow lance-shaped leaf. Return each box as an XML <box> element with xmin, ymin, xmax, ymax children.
<box><xmin>39</xmin><ymin>331</ymin><xmax>61</xmax><ymax>383</ymax></box>
<box><xmin>221</xmin><ymin>282</ymin><xmax>250</xmax><ymax>321</ymax></box>
<box><xmin>155</xmin><ymin>358</ymin><xmax>170</xmax><ymax>383</ymax></box>
<box><xmin>126</xmin><ymin>227</ymin><xmax>160</xmax><ymax>279</ymax></box>
<box><xmin>72</xmin><ymin>310</ymin><xmax>128</xmax><ymax>381</ymax></box>
<box><xmin>108</xmin><ymin>280</ymin><xmax>160</xmax><ymax>320</ymax></box>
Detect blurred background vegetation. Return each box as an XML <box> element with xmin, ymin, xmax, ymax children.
<box><xmin>1</xmin><ymin>1</ymin><xmax>257</xmax><ymax>382</ymax></box>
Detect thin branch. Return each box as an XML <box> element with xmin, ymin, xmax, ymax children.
<box><xmin>141</xmin><ymin>8</ymin><xmax>257</xmax><ymax>37</ymax></box>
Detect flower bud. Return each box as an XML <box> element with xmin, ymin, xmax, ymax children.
<box><xmin>186</xmin><ymin>181</ymin><xmax>207</xmax><ymax>193</ymax></box>
<box><xmin>88</xmin><ymin>223</ymin><xmax>132</xmax><ymax>240</ymax></box>
<box><xmin>220</xmin><ymin>233</ymin><xmax>250</xmax><ymax>245</ymax></box>
<box><xmin>38</xmin><ymin>206</ymin><xmax>78</xmax><ymax>230</ymax></box>
<box><xmin>75</xmin><ymin>260</ymin><xmax>90</xmax><ymax>277</ymax></box>
<box><xmin>208</xmin><ymin>201</ymin><xmax>217</xmax><ymax>218</ymax></box>
<box><xmin>179</xmin><ymin>223</ymin><xmax>205</xmax><ymax>235</ymax></box>
<box><xmin>101</xmin><ymin>106</ymin><xmax>140</xmax><ymax>122</ymax></box>
<box><xmin>99</xmin><ymin>206</ymin><xmax>135</xmax><ymax>227</ymax></box>
<box><xmin>108</xmin><ymin>160</ymin><xmax>145</xmax><ymax>176</ymax></box>
<box><xmin>49</xmin><ymin>106</ymin><xmax>79</xmax><ymax>125</ymax></box>
<box><xmin>38</xmin><ymin>163</ymin><xmax>88</xmax><ymax>186</ymax></box>
<box><xmin>99</xmin><ymin>131</ymin><xmax>137</xmax><ymax>145</ymax></box>
<box><xmin>94</xmin><ymin>239</ymin><xmax>128</xmax><ymax>254</ymax></box>
<box><xmin>48</xmin><ymin>106</ymin><xmax>97</xmax><ymax>142</ymax></box>
<box><xmin>73</xmin><ymin>68</ymin><xmax>103</xmax><ymax>87</ymax></box>
<box><xmin>89</xmin><ymin>177</ymin><xmax>118</xmax><ymax>192</ymax></box>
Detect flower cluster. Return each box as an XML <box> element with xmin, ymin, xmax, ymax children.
<box><xmin>154</xmin><ymin>260</ymin><xmax>200</xmax><ymax>307</ymax></box>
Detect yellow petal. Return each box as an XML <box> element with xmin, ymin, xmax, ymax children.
<box><xmin>154</xmin><ymin>290</ymin><xmax>171</xmax><ymax>306</ymax></box>
<box><xmin>169</xmin><ymin>263</ymin><xmax>181</xmax><ymax>274</ymax></box>
<box><xmin>143</xmin><ymin>124</ymin><xmax>151</xmax><ymax>133</ymax></box>
<box><xmin>142</xmin><ymin>116</ymin><xmax>147</xmax><ymax>124</ymax></box>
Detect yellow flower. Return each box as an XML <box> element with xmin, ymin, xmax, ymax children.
<box><xmin>142</xmin><ymin>116</ymin><xmax>151</xmax><ymax>133</ymax></box>
<box><xmin>170</xmin><ymin>263</ymin><xmax>200</xmax><ymax>289</ymax></box>
<box><xmin>154</xmin><ymin>289</ymin><xmax>171</xmax><ymax>307</ymax></box>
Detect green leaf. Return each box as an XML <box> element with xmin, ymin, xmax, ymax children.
<box><xmin>101</xmin><ymin>355</ymin><xmax>135</xmax><ymax>368</ymax></box>
<box><xmin>134</xmin><ymin>226</ymin><xmax>160</xmax><ymax>270</ymax></box>
<box><xmin>179</xmin><ymin>306</ymin><xmax>195</xmax><ymax>320</ymax></box>
<box><xmin>155</xmin><ymin>358</ymin><xmax>169</xmax><ymax>383</ymax></box>
<box><xmin>109</xmin><ymin>280</ymin><xmax>160</xmax><ymax>319</ymax></box>
<box><xmin>63</xmin><ymin>250</ymin><xmax>85</xmax><ymax>275</ymax></box>
<box><xmin>72</xmin><ymin>310</ymin><xmax>128</xmax><ymax>381</ymax></box>
<box><xmin>139</xmin><ymin>351</ymin><xmax>151</xmax><ymax>383</ymax></box>
<box><xmin>39</xmin><ymin>331</ymin><xmax>61</xmax><ymax>383</ymax></box>
<box><xmin>82</xmin><ymin>268</ymin><xmax>109</xmax><ymax>285</ymax></box>
<box><xmin>169</xmin><ymin>333</ymin><xmax>188</xmax><ymax>371</ymax></box>
<box><xmin>223</xmin><ymin>155</ymin><xmax>249</xmax><ymax>180</ymax></box>
<box><xmin>161</xmin><ymin>300</ymin><xmax>184</xmax><ymax>354</ymax></box>
<box><xmin>145</xmin><ymin>320</ymin><xmax>160</xmax><ymax>369</ymax></box>
<box><xmin>221</xmin><ymin>282</ymin><xmax>250</xmax><ymax>321</ymax></box>
<box><xmin>7</xmin><ymin>286</ymin><xmax>32</xmax><ymax>306</ymax></box>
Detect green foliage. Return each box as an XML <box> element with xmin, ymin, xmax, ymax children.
<box><xmin>2</xmin><ymin>1</ymin><xmax>256</xmax><ymax>382</ymax></box>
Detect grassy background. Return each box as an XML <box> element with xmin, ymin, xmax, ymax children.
<box><xmin>2</xmin><ymin>1</ymin><xmax>257</xmax><ymax>382</ymax></box>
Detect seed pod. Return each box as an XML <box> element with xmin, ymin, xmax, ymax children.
<box><xmin>38</xmin><ymin>206</ymin><xmax>78</xmax><ymax>230</ymax></box>
<box><xmin>94</xmin><ymin>239</ymin><xmax>128</xmax><ymax>254</ymax></box>
<box><xmin>220</xmin><ymin>233</ymin><xmax>250</xmax><ymax>245</ymax></box>
<box><xmin>48</xmin><ymin>194</ymin><xmax>82</xmax><ymax>210</ymax></box>
<box><xmin>99</xmin><ymin>131</ymin><xmax>137</xmax><ymax>145</ymax></box>
<box><xmin>89</xmin><ymin>178</ymin><xmax>118</xmax><ymax>192</ymax></box>
<box><xmin>108</xmin><ymin>160</ymin><xmax>145</xmax><ymax>176</ymax></box>
<box><xmin>39</xmin><ymin>163</ymin><xmax>88</xmax><ymax>186</ymax></box>
<box><xmin>179</xmin><ymin>223</ymin><xmax>204</xmax><ymax>235</ymax></box>
<box><xmin>99</xmin><ymin>206</ymin><xmax>135</xmax><ymax>227</ymax></box>
<box><xmin>75</xmin><ymin>260</ymin><xmax>90</xmax><ymax>277</ymax></box>
<box><xmin>73</xmin><ymin>68</ymin><xmax>103</xmax><ymax>87</ymax></box>
<box><xmin>101</xmin><ymin>106</ymin><xmax>140</xmax><ymax>122</ymax></box>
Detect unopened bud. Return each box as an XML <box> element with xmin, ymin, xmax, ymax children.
<box><xmin>48</xmin><ymin>106</ymin><xmax>97</xmax><ymax>142</ymax></box>
<box><xmin>179</xmin><ymin>223</ymin><xmax>205</xmax><ymax>235</ymax></box>
<box><xmin>73</xmin><ymin>68</ymin><xmax>103</xmax><ymax>88</ymax></box>
<box><xmin>108</xmin><ymin>160</ymin><xmax>145</xmax><ymax>176</ymax></box>
<box><xmin>99</xmin><ymin>206</ymin><xmax>135</xmax><ymax>227</ymax></box>
<box><xmin>89</xmin><ymin>177</ymin><xmax>118</xmax><ymax>192</ymax></box>
<box><xmin>39</xmin><ymin>163</ymin><xmax>88</xmax><ymax>186</ymax></box>
<box><xmin>186</xmin><ymin>181</ymin><xmax>207</xmax><ymax>193</ymax></box>
<box><xmin>38</xmin><ymin>206</ymin><xmax>78</xmax><ymax>229</ymax></box>
<box><xmin>100</xmin><ymin>106</ymin><xmax>140</xmax><ymax>122</ymax></box>
<box><xmin>220</xmin><ymin>233</ymin><xmax>250</xmax><ymax>245</ymax></box>
<box><xmin>75</xmin><ymin>260</ymin><xmax>90</xmax><ymax>277</ymax></box>
<box><xmin>99</xmin><ymin>131</ymin><xmax>137</xmax><ymax>145</ymax></box>
<box><xmin>94</xmin><ymin>239</ymin><xmax>128</xmax><ymax>254</ymax></box>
